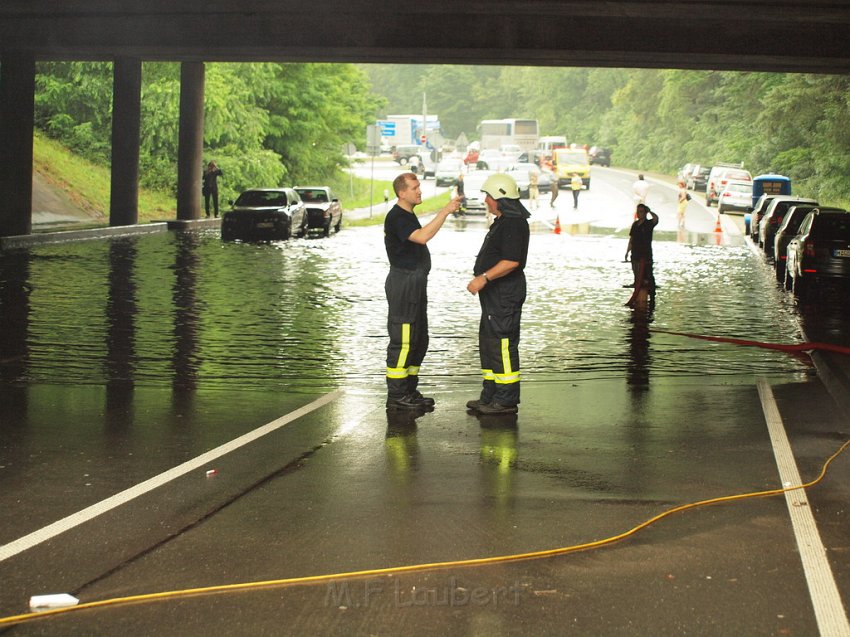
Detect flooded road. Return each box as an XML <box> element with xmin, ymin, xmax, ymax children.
<box><xmin>0</xmin><ymin>207</ymin><xmax>821</xmax><ymax>396</ymax></box>
<box><xmin>3</xmin><ymin>171</ymin><xmax>850</xmax><ymax>636</ymax></box>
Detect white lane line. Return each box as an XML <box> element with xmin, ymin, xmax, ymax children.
<box><xmin>757</xmin><ymin>378</ymin><xmax>850</xmax><ymax>636</ymax></box>
<box><xmin>0</xmin><ymin>390</ymin><xmax>343</xmax><ymax>563</ymax></box>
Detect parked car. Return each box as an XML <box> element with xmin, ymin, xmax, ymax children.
<box><xmin>716</xmin><ymin>180</ymin><xmax>753</xmax><ymax>214</ymax></box>
<box><xmin>749</xmin><ymin>194</ymin><xmax>778</xmax><ymax>242</ymax></box>
<box><xmin>677</xmin><ymin>163</ymin><xmax>695</xmax><ymax>182</ymax></box>
<box><xmin>785</xmin><ymin>208</ymin><xmax>850</xmax><ymax>298</ymax></box>
<box><xmin>706</xmin><ymin>165</ymin><xmax>751</xmax><ymax>206</ymax></box>
<box><xmin>294</xmin><ymin>186</ymin><xmax>342</xmax><ymax>236</ymax></box>
<box><xmin>686</xmin><ymin>165</ymin><xmax>710</xmax><ymax>192</ymax></box>
<box><xmin>773</xmin><ymin>204</ymin><xmax>819</xmax><ymax>282</ymax></box>
<box><xmin>505</xmin><ymin>162</ymin><xmax>552</xmax><ymax>196</ymax></box>
<box><xmin>589</xmin><ymin>146</ymin><xmax>612</xmax><ymax>167</ymax></box>
<box><xmin>758</xmin><ymin>196</ymin><xmax>818</xmax><ymax>258</ymax></box>
<box><xmin>499</xmin><ymin>144</ymin><xmax>523</xmax><ymax>161</ymax></box>
<box><xmin>222</xmin><ymin>188</ymin><xmax>307</xmax><ymax>241</ymax></box>
<box><xmin>409</xmin><ymin>149</ymin><xmax>436</xmax><ymax>179</ymax></box>
<box><xmin>392</xmin><ymin>144</ymin><xmax>422</xmax><ymax>165</ymax></box>
<box><xmin>435</xmin><ymin>158</ymin><xmax>464</xmax><ymax>187</ymax></box>
<box><xmin>460</xmin><ymin>170</ymin><xmax>495</xmax><ymax>214</ymax></box>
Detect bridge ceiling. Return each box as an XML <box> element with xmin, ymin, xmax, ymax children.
<box><xmin>2</xmin><ymin>1</ymin><xmax>850</xmax><ymax>73</ymax></box>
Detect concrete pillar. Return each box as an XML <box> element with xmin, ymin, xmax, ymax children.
<box><xmin>109</xmin><ymin>58</ymin><xmax>142</xmax><ymax>227</ymax></box>
<box><xmin>0</xmin><ymin>54</ymin><xmax>36</xmax><ymax>237</ymax></box>
<box><xmin>176</xmin><ymin>62</ymin><xmax>204</xmax><ymax>220</ymax></box>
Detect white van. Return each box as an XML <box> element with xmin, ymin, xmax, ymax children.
<box><xmin>537</xmin><ymin>136</ymin><xmax>567</xmax><ymax>152</ymax></box>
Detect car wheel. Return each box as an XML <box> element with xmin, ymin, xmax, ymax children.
<box><xmin>322</xmin><ymin>220</ymin><xmax>331</xmax><ymax>237</ymax></box>
<box><xmin>335</xmin><ymin>214</ymin><xmax>342</xmax><ymax>233</ymax></box>
<box><xmin>477</xmin><ymin>162</ymin><xmax>488</xmax><ymax>170</ymax></box>
<box><xmin>399</xmin><ymin>157</ymin><xmax>408</xmax><ymax>166</ymax></box>
<box><xmin>281</xmin><ymin>221</ymin><xmax>291</xmax><ymax>240</ymax></box>
<box><xmin>717</xmin><ymin>204</ymin><xmax>725</xmax><ymax>214</ymax></box>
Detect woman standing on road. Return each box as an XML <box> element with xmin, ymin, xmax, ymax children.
<box><xmin>676</xmin><ymin>180</ymin><xmax>688</xmax><ymax>228</ymax></box>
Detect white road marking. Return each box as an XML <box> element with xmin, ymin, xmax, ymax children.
<box><xmin>757</xmin><ymin>378</ymin><xmax>850</xmax><ymax>636</ymax></box>
<box><xmin>0</xmin><ymin>390</ymin><xmax>343</xmax><ymax>563</ymax></box>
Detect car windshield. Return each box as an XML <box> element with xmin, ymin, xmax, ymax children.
<box><xmin>296</xmin><ymin>190</ymin><xmax>327</xmax><ymax>202</ymax></box>
<box><xmin>558</xmin><ymin>151</ymin><xmax>586</xmax><ymax>162</ymax></box>
<box><xmin>235</xmin><ymin>191</ymin><xmax>287</xmax><ymax>207</ymax></box>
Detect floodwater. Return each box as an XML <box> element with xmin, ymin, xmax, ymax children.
<box><xmin>0</xmin><ymin>221</ymin><xmax>818</xmax><ymax>398</ymax></box>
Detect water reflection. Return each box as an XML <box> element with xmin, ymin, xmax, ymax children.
<box><xmin>171</xmin><ymin>232</ymin><xmax>202</xmax><ymax>393</ymax></box>
<box><xmin>478</xmin><ymin>416</ymin><xmax>518</xmax><ymax>510</ymax></box>
<box><xmin>625</xmin><ymin>305</ymin><xmax>653</xmax><ymax>391</ymax></box>
<box><xmin>795</xmin><ymin>283</ymin><xmax>850</xmax><ymax>347</ymax></box>
<box><xmin>0</xmin><ymin>250</ymin><xmax>31</xmax><ymax>417</ymax></box>
<box><xmin>105</xmin><ymin>238</ymin><xmax>138</xmax><ymax>403</ymax></box>
<box><xmin>385</xmin><ymin>410</ymin><xmax>423</xmax><ymax>482</ymax></box>
<box><xmin>0</xmin><ymin>224</ymin><xmax>818</xmax><ymax>397</ymax></box>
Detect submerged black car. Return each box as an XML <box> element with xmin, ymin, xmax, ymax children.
<box><xmin>221</xmin><ymin>188</ymin><xmax>307</xmax><ymax>241</ymax></box>
<box><xmin>785</xmin><ymin>208</ymin><xmax>850</xmax><ymax>298</ymax></box>
<box><xmin>773</xmin><ymin>204</ymin><xmax>818</xmax><ymax>282</ymax></box>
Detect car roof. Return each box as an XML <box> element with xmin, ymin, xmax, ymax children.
<box><xmin>294</xmin><ymin>186</ymin><xmax>329</xmax><ymax>190</ymax></box>
<box><xmin>767</xmin><ymin>195</ymin><xmax>818</xmax><ymax>207</ymax></box>
<box><xmin>241</xmin><ymin>187</ymin><xmax>289</xmax><ymax>192</ymax></box>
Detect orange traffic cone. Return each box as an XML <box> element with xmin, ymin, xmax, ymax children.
<box><xmin>554</xmin><ymin>215</ymin><xmax>561</xmax><ymax>235</ymax></box>
<box><xmin>714</xmin><ymin>215</ymin><xmax>722</xmax><ymax>233</ymax></box>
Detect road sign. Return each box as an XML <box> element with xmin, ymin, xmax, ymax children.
<box><xmin>377</xmin><ymin>120</ymin><xmax>396</xmax><ymax>137</ymax></box>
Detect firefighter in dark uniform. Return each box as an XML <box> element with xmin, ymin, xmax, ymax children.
<box><xmin>384</xmin><ymin>172</ymin><xmax>462</xmax><ymax>410</ymax></box>
<box><xmin>465</xmin><ymin>173</ymin><xmax>531</xmax><ymax>415</ymax></box>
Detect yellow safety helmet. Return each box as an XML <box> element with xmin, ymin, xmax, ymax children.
<box><xmin>481</xmin><ymin>173</ymin><xmax>520</xmax><ymax>200</ymax></box>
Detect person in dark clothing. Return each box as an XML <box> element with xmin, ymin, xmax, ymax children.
<box><xmin>456</xmin><ymin>173</ymin><xmax>466</xmax><ymax>214</ymax></box>
<box><xmin>624</xmin><ymin>203</ymin><xmax>659</xmax><ymax>306</ymax></box>
<box><xmin>465</xmin><ymin>173</ymin><xmax>531</xmax><ymax>416</ymax></box>
<box><xmin>202</xmin><ymin>161</ymin><xmax>223</xmax><ymax>218</ymax></box>
<box><xmin>384</xmin><ymin>172</ymin><xmax>462</xmax><ymax>410</ymax></box>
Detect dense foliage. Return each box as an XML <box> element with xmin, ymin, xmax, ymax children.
<box><xmin>32</xmin><ymin>62</ymin><xmax>850</xmax><ymax>207</ymax></box>
<box><xmin>34</xmin><ymin>61</ymin><xmax>384</xmax><ymax>203</ymax></box>
<box><xmin>363</xmin><ymin>65</ymin><xmax>850</xmax><ymax>204</ymax></box>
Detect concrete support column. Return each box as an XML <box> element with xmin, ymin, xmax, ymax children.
<box><xmin>109</xmin><ymin>57</ymin><xmax>142</xmax><ymax>227</ymax></box>
<box><xmin>0</xmin><ymin>54</ymin><xmax>36</xmax><ymax>238</ymax></box>
<box><xmin>176</xmin><ymin>62</ymin><xmax>204</xmax><ymax>221</ymax></box>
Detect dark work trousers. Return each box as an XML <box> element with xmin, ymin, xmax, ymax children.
<box><xmin>204</xmin><ymin>189</ymin><xmax>219</xmax><ymax>217</ymax></box>
<box><xmin>385</xmin><ymin>266</ymin><xmax>429</xmax><ymax>399</ymax></box>
<box><xmin>477</xmin><ymin>273</ymin><xmax>526</xmax><ymax>406</ymax></box>
<box><xmin>630</xmin><ymin>257</ymin><xmax>655</xmax><ymax>296</ymax></box>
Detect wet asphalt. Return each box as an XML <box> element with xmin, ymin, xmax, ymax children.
<box><xmin>2</xmin><ymin>168</ymin><xmax>850</xmax><ymax>635</ymax></box>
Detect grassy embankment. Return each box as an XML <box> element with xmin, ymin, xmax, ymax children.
<box><xmin>33</xmin><ymin>132</ymin><xmax>447</xmax><ymax>229</ymax></box>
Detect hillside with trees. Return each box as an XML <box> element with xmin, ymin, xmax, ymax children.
<box><xmin>363</xmin><ymin>65</ymin><xmax>850</xmax><ymax>206</ymax></box>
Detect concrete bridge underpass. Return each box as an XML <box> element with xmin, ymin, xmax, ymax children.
<box><xmin>1</xmin><ymin>0</ymin><xmax>850</xmax><ymax>237</ymax></box>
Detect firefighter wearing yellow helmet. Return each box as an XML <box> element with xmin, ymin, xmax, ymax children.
<box><xmin>465</xmin><ymin>173</ymin><xmax>531</xmax><ymax>415</ymax></box>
